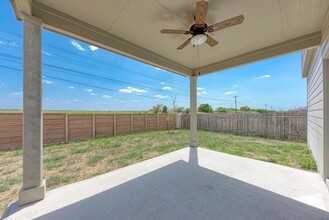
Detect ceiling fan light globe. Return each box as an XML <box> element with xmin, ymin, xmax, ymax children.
<box><xmin>191</xmin><ymin>34</ymin><xmax>207</xmax><ymax>46</ymax></box>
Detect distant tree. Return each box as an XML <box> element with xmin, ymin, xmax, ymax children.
<box><xmin>184</xmin><ymin>108</ymin><xmax>190</xmax><ymax>114</ymax></box>
<box><xmin>176</xmin><ymin>107</ymin><xmax>185</xmax><ymax>113</ymax></box>
<box><xmin>240</xmin><ymin>106</ymin><xmax>251</xmax><ymax>111</ymax></box>
<box><xmin>168</xmin><ymin>96</ymin><xmax>178</xmax><ymax>132</ymax></box>
<box><xmin>215</xmin><ymin>107</ymin><xmax>227</xmax><ymax>113</ymax></box>
<box><xmin>151</xmin><ymin>104</ymin><xmax>163</xmax><ymax>113</ymax></box>
<box><xmin>162</xmin><ymin>105</ymin><xmax>168</xmax><ymax>113</ymax></box>
<box><xmin>198</xmin><ymin>104</ymin><xmax>213</xmax><ymax>113</ymax></box>
<box><xmin>252</xmin><ymin>109</ymin><xmax>267</xmax><ymax>113</ymax></box>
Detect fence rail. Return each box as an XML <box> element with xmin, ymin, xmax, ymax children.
<box><xmin>181</xmin><ymin>111</ymin><xmax>307</xmax><ymax>141</ymax></box>
<box><xmin>0</xmin><ymin>113</ymin><xmax>176</xmax><ymax>150</ymax></box>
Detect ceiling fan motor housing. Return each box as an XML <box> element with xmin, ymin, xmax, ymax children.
<box><xmin>190</xmin><ymin>23</ymin><xmax>209</xmax><ymax>36</ymax></box>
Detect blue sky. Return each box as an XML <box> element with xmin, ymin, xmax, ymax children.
<box><xmin>0</xmin><ymin>1</ymin><xmax>306</xmax><ymax>111</ymax></box>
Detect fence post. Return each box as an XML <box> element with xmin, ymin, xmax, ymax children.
<box><xmin>131</xmin><ymin>114</ymin><xmax>133</xmax><ymax>133</ymax></box>
<box><xmin>113</xmin><ymin>114</ymin><xmax>117</xmax><ymax>136</ymax></box>
<box><xmin>92</xmin><ymin>114</ymin><xmax>96</xmax><ymax>139</ymax></box>
<box><xmin>157</xmin><ymin>113</ymin><xmax>159</xmax><ymax>131</ymax></box>
<box><xmin>283</xmin><ymin>113</ymin><xmax>285</xmax><ymax>139</ymax></box>
<box><xmin>65</xmin><ymin>114</ymin><xmax>69</xmax><ymax>143</ymax></box>
<box><xmin>246</xmin><ymin>114</ymin><xmax>249</xmax><ymax>135</ymax></box>
<box><xmin>176</xmin><ymin>113</ymin><xmax>181</xmax><ymax>129</ymax></box>
<box><xmin>145</xmin><ymin>114</ymin><xmax>148</xmax><ymax>131</ymax></box>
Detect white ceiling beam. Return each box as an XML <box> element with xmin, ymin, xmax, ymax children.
<box><xmin>29</xmin><ymin>1</ymin><xmax>192</xmax><ymax>76</ymax></box>
<box><xmin>195</xmin><ymin>31</ymin><xmax>322</xmax><ymax>76</ymax></box>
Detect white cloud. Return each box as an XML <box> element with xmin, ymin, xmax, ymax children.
<box><xmin>119</xmin><ymin>86</ymin><xmax>147</xmax><ymax>95</ymax></box>
<box><xmin>68</xmin><ymin>86</ymin><xmax>75</xmax><ymax>89</ymax></box>
<box><xmin>197</xmin><ymin>87</ymin><xmax>208</xmax><ymax>96</ymax></box>
<box><xmin>155</xmin><ymin>95</ymin><xmax>168</xmax><ymax>99</ymax></box>
<box><xmin>89</xmin><ymin>45</ymin><xmax>99</xmax><ymax>51</ymax></box>
<box><xmin>162</xmin><ymin>86</ymin><xmax>172</xmax><ymax>90</ymax></box>
<box><xmin>155</xmin><ymin>67</ymin><xmax>166</xmax><ymax>72</ymax></box>
<box><xmin>89</xmin><ymin>93</ymin><xmax>97</xmax><ymax>96</ymax></box>
<box><xmin>73</xmin><ymin>99</ymin><xmax>82</xmax><ymax>102</ymax></box>
<box><xmin>84</xmin><ymin>89</ymin><xmax>93</xmax><ymax>92</ymax></box>
<box><xmin>0</xmin><ymin>41</ymin><xmax>18</xmax><ymax>47</ymax></box>
<box><xmin>160</xmin><ymin>82</ymin><xmax>165</xmax><ymax>85</ymax></box>
<box><xmin>224</xmin><ymin>91</ymin><xmax>236</xmax><ymax>95</ymax></box>
<box><xmin>42</xmin><ymin>51</ymin><xmax>51</xmax><ymax>56</ymax></box>
<box><xmin>102</xmin><ymin>95</ymin><xmax>112</xmax><ymax>99</ymax></box>
<box><xmin>233</xmin><ymin>85</ymin><xmax>238</xmax><ymax>87</ymax></box>
<box><xmin>44</xmin><ymin>98</ymin><xmax>55</xmax><ymax>102</ymax></box>
<box><xmin>9</xmin><ymin>92</ymin><xmax>22</xmax><ymax>96</ymax></box>
<box><xmin>253</xmin><ymin>74</ymin><xmax>271</xmax><ymax>80</ymax></box>
<box><xmin>8</xmin><ymin>42</ymin><xmax>18</xmax><ymax>47</ymax></box>
<box><xmin>42</xmin><ymin>79</ymin><xmax>54</xmax><ymax>84</ymax></box>
<box><xmin>70</xmin><ymin>39</ymin><xmax>85</xmax><ymax>51</ymax></box>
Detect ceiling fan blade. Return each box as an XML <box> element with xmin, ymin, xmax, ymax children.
<box><xmin>195</xmin><ymin>0</ymin><xmax>209</xmax><ymax>25</ymax></box>
<box><xmin>160</xmin><ymin>29</ymin><xmax>191</xmax><ymax>35</ymax></box>
<box><xmin>206</xmin><ymin>35</ymin><xmax>218</xmax><ymax>47</ymax></box>
<box><xmin>177</xmin><ymin>38</ymin><xmax>191</xmax><ymax>50</ymax></box>
<box><xmin>208</xmin><ymin>15</ymin><xmax>245</xmax><ymax>32</ymax></box>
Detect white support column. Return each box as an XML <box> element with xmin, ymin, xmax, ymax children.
<box><xmin>19</xmin><ymin>13</ymin><xmax>46</xmax><ymax>206</ymax></box>
<box><xmin>190</xmin><ymin>76</ymin><xmax>197</xmax><ymax>147</ymax></box>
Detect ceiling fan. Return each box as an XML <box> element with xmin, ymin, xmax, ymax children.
<box><xmin>160</xmin><ymin>0</ymin><xmax>245</xmax><ymax>50</ymax></box>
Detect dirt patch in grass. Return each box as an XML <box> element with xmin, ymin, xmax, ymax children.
<box><xmin>0</xmin><ymin>130</ymin><xmax>313</xmax><ymax>217</ymax></box>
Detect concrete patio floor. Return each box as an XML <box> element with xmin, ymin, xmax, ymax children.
<box><xmin>3</xmin><ymin>147</ymin><xmax>329</xmax><ymax>220</ymax></box>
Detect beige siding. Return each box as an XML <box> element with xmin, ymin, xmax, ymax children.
<box><xmin>307</xmin><ymin>48</ymin><xmax>324</xmax><ymax>175</ymax></box>
<box><xmin>305</xmin><ymin>18</ymin><xmax>329</xmax><ymax>177</ymax></box>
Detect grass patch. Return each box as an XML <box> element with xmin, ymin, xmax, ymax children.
<box><xmin>71</xmin><ymin>146</ymin><xmax>89</xmax><ymax>154</ymax></box>
<box><xmin>299</xmin><ymin>149</ymin><xmax>317</xmax><ymax>170</ymax></box>
<box><xmin>0</xmin><ymin>177</ymin><xmax>21</xmax><ymax>192</ymax></box>
<box><xmin>47</xmin><ymin>175</ymin><xmax>73</xmax><ymax>188</ymax></box>
<box><xmin>0</xmin><ymin>130</ymin><xmax>315</xmax><ymax>216</ymax></box>
<box><xmin>87</xmin><ymin>154</ymin><xmax>105</xmax><ymax>166</ymax></box>
<box><xmin>44</xmin><ymin>154</ymin><xmax>66</xmax><ymax>170</ymax></box>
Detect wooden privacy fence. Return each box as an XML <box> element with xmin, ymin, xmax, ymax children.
<box><xmin>181</xmin><ymin>111</ymin><xmax>307</xmax><ymax>141</ymax></box>
<box><xmin>0</xmin><ymin>113</ymin><xmax>176</xmax><ymax>150</ymax></box>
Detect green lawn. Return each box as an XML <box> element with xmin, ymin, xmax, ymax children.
<box><xmin>0</xmin><ymin>130</ymin><xmax>316</xmax><ymax>216</ymax></box>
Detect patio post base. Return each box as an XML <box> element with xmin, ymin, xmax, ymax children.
<box><xmin>18</xmin><ymin>180</ymin><xmax>46</xmax><ymax>206</ymax></box>
<box><xmin>189</xmin><ymin>142</ymin><xmax>197</xmax><ymax>148</ymax></box>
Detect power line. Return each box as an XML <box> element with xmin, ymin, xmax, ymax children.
<box><xmin>0</xmin><ymin>31</ymin><xmax>191</xmax><ymax>88</ymax></box>
<box><xmin>0</xmin><ymin>64</ymin><xmax>191</xmax><ymax>104</ymax></box>
<box><xmin>0</xmin><ymin>54</ymin><xmax>233</xmax><ymax>103</ymax></box>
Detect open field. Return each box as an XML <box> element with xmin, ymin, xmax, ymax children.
<box><xmin>0</xmin><ymin>110</ymin><xmax>152</xmax><ymax>114</ymax></box>
<box><xmin>0</xmin><ymin>130</ymin><xmax>315</xmax><ymax>216</ymax></box>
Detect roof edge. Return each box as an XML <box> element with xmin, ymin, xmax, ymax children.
<box><xmin>195</xmin><ymin>32</ymin><xmax>321</xmax><ymax>76</ymax></box>
<box><xmin>301</xmin><ymin>48</ymin><xmax>316</xmax><ymax>78</ymax></box>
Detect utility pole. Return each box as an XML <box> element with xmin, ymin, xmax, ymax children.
<box><xmin>265</xmin><ymin>104</ymin><xmax>268</xmax><ymax>110</ymax></box>
<box><xmin>234</xmin><ymin>95</ymin><xmax>238</xmax><ymax>114</ymax></box>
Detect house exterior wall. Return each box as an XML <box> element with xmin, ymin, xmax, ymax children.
<box><xmin>307</xmin><ymin>48</ymin><xmax>324</xmax><ymax>176</ymax></box>
<box><xmin>305</xmin><ymin>16</ymin><xmax>329</xmax><ymax>179</ymax></box>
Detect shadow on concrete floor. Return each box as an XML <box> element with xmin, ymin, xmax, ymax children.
<box><xmin>31</xmin><ymin>158</ymin><xmax>329</xmax><ymax>220</ymax></box>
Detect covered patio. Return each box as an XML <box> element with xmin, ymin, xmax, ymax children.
<box><xmin>4</xmin><ymin>147</ymin><xmax>329</xmax><ymax>219</ymax></box>
<box><xmin>3</xmin><ymin>0</ymin><xmax>329</xmax><ymax>219</ymax></box>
